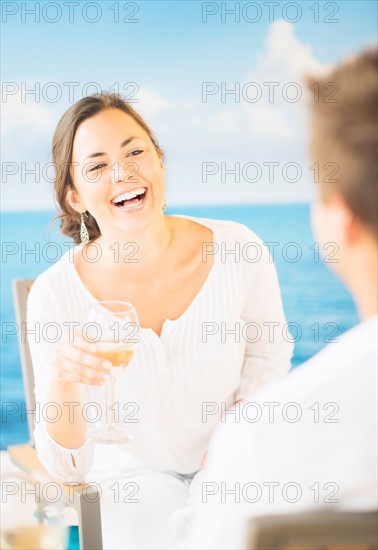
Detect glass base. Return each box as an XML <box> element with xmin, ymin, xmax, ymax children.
<box><xmin>86</xmin><ymin>427</ymin><xmax>134</xmax><ymax>444</ymax></box>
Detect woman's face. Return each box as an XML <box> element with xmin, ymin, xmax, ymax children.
<box><xmin>68</xmin><ymin>107</ymin><xmax>165</xmax><ymax>237</ymax></box>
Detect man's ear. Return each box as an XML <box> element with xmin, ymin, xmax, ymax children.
<box><xmin>66</xmin><ymin>188</ymin><xmax>84</xmax><ymax>213</ymax></box>
<box><xmin>328</xmin><ymin>192</ymin><xmax>357</xmax><ymax>244</ymax></box>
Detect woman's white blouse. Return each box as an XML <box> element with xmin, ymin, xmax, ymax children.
<box><xmin>27</xmin><ymin>217</ymin><xmax>293</xmax><ymax>482</ymax></box>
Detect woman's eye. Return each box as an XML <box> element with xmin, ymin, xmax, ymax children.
<box><xmin>128</xmin><ymin>149</ymin><xmax>143</xmax><ymax>157</ymax></box>
<box><xmin>88</xmin><ymin>163</ymin><xmax>106</xmax><ymax>173</ymax></box>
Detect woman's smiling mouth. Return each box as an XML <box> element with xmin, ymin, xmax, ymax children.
<box><xmin>111</xmin><ymin>187</ymin><xmax>147</xmax><ymax>210</ymax></box>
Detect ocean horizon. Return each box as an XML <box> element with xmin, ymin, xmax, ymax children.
<box><xmin>0</xmin><ymin>204</ymin><xmax>358</xmax><ymax>450</ymax></box>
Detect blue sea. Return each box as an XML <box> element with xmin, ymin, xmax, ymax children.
<box><xmin>0</xmin><ymin>204</ymin><xmax>358</xmax><ymax>450</ymax></box>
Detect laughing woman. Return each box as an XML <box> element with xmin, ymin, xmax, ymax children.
<box><xmin>27</xmin><ymin>93</ymin><xmax>293</xmax><ymax>549</ymax></box>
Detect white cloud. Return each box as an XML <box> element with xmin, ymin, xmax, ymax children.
<box><xmin>133</xmin><ymin>87</ymin><xmax>168</xmax><ymax>117</ymax></box>
<box><xmin>254</xmin><ymin>19</ymin><xmax>329</xmax><ymax>81</ymax></box>
<box><xmin>240</xmin><ymin>20</ymin><xmax>331</xmax><ymax>143</ymax></box>
<box><xmin>1</xmin><ymin>93</ymin><xmax>56</xmax><ymax>135</ymax></box>
<box><xmin>246</xmin><ymin>104</ymin><xmax>292</xmax><ymax>139</ymax></box>
<box><xmin>1</xmin><ymin>86</ymin><xmax>57</xmax><ymax>211</ymax></box>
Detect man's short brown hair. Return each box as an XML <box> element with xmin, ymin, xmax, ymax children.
<box><xmin>308</xmin><ymin>48</ymin><xmax>377</xmax><ymax>237</ymax></box>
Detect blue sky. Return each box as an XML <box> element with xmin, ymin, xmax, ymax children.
<box><xmin>1</xmin><ymin>0</ymin><xmax>377</xmax><ymax>209</ymax></box>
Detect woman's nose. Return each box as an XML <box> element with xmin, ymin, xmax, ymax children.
<box><xmin>110</xmin><ymin>159</ymin><xmax>139</xmax><ymax>185</ymax></box>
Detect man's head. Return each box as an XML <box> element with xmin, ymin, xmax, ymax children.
<box><xmin>308</xmin><ymin>48</ymin><xmax>377</xmax><ymax>316</ymax></box>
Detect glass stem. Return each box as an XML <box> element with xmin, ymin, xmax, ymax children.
<box><xmin>105</xmin><ymin>378</ymin><xmax>116</xmax><ymax>432</ymax></box>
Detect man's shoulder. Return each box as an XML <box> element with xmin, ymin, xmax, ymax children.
<box><xmin>293</xmin><ymin>315</ymin><xmax>377</xmax><ymax>390</ymax></box>
<box><xmin>216</xmin><ymin>316</ymin><xmax>378</xmax><ymax>446</ymax></box>
<box><xmin>267</xmin><ymin>315</ymin><xmax>377</xmax><ymax>399</ymax></box>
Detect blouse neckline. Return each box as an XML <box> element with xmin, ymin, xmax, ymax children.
<box><xmin>67</xmin><ymin>215</ymin><xmax>220</xmax><ymax>339</ymax></box>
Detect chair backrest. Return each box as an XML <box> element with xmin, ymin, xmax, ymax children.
<box><xmin>12</xmin><ymin>279</ymin><xmax>36</xmax><ymax>446</ymax></box>
<box><xmin>10</xmin><ymin>279</ymin><xmax>104</xmax><ymax>550</ymax></box>
<box><xmin>247</xmin><ymin>511</ymin><xmax>378</xmax><ymax>549</ymax></box>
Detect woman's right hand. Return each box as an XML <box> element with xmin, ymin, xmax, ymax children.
<box><xmin>51</xmin><ymin>333</ymin><xmax>113</xmax><ymax>386</ymax></box>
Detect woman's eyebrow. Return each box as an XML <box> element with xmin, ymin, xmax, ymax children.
<box><xmin>84</xmin><ymin>136</ymin><xmax>138</xmax><ymax>160</ymax></box>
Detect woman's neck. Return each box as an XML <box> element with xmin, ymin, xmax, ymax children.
<box><xmin>94</xmin><ymin>215</ymin><xmax>173</xmax><ymax>271</ymax></box>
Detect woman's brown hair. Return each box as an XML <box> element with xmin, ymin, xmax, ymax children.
<box><xmin>52</xmin><ymin>92</ymin><xmax>163</xmax><ymax>244</ymax></box>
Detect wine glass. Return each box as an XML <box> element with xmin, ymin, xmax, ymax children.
<box><xmin>85</xmin><ymin>300</ymin><xmax>139</xmax><ymax>444</ymax></box>
<box><xmin>0</xmin><ymin>472</ymin><xmax>68</xmax><ymax>549</ymax></box>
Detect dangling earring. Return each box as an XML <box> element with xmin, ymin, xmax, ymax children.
<box><xmin>162</xmin><ymin>199</ymin><xmax>167</xmax><ymax>212</ymax></box>
<box><xmin>80</xmin><ymin>212</ymin><xmax>89</xmax><ymax>244</ymax></box>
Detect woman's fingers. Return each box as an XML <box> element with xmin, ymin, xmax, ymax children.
<box><xmin>56</xmin><ymin>358</ymin><xmax>112</xmax><ymax>385</ymax></box>
<box><xmin>56</xmin><ymin>369</ymin><xmax>109</xmax><ymax>386</ymax></box>
<box><xmin>52</xmin><ymin>333</ymin><xmax>113</xmax><ymax>386</ymax></box>
<box><xmin>61</xmin><ymin>336</ymin><xmax>112</xmax><ymax>371</ymax></box>
<box><xmin>71</xmin><ymin>332</ymin><xmax>97</xmax><ymax>353</ymax></box>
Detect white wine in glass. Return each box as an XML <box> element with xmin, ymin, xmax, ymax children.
<box><xmin>0</xmin><ymin>525</ymin><xmax>65</xmax><ymax>550</ymax></box>
<box><xmin>85</xmin><ymin>300</ymin><xmax>139</xmax><ymax>444</ymax></box>
<box><xmin>0</xmin><ymin>473</ymin><xmax>67</xmax><ymax>550</ymax></box>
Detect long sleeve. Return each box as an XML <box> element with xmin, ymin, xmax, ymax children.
<box><xmin>236</xmin><ymin>229</ymin><xmax>293</xmax><ymax>401</ymax></box>
<box><xmin>26</xmin><ymin>276</ymin><xmax>94</xmax><ymax>483</ymax></box>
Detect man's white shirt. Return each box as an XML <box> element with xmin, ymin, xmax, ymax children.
<box><xmin>171</xmin><ymin>314</ymin><xmax>378</xmax><ymax>549</ymax></box>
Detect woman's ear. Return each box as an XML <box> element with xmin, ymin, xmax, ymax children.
<box><xmin>157</xmin><ymin>151</ymin><xmax>165</xmax><ymax>171</ymax></box>
<box><xmin>66</xmin><ymin>189</ymin><xmax>84</xmax><ymax>213</ymax></box>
